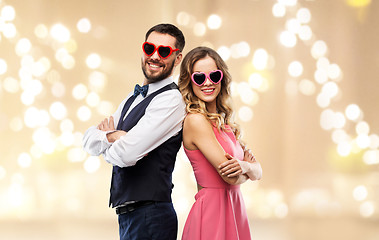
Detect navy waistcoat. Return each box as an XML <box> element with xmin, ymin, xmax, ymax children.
<box><xmin>109</xmin><ymin>82</ymin><xmax>183</xmax><ymax>207</ymax></box>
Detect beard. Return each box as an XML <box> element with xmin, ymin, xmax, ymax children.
<box><xmin>141</xmin><ymin>58</ymin><xmax>175</xmax><ymax>84</ymax></box>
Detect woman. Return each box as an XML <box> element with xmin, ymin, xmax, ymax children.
<box><xmin>178</xmin><ymin>46</ymin><xmax>262</xmax><ymax>240</ymax></box>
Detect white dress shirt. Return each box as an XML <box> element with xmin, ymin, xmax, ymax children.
<box><xmin>82</xmin><ymin>76</ymin><xmax>186</xmax><ymax>168</ymax></box>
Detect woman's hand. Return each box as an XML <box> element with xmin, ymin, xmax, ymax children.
<box><xmin>218</xmin><ymin>153</ymin><xmax>243</xmax><ymax>178</ymax></box>
<box><xmin>219</xmin><ymin>149</ymin><xmax>262</xmax><ymax>181</ymax></box>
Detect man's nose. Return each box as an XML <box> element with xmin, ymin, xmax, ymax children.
<box><xmin>150</xmin><ymin>49</ymin><xmax>161</xmax><ymax>60</ymax></box>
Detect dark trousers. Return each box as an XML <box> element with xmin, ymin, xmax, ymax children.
<box><xmin>118</xmin><ymin>202</ymin><xmax>178</xmax><ymax>240</ymax></box>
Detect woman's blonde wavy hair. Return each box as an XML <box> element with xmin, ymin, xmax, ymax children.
<box><xmin>178</xmin><ymin>46</ymin><xmax>243</xmax><ymax>143</ymax></box>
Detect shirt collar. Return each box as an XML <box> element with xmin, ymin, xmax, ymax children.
<box><xmin>143</xmin><ymin>76</ymin><xmax>175</xmax><ymax>96</ymax></box>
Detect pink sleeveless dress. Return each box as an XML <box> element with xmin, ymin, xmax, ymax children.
<box><xmin>182</xmin><ymin>125</ymin><xmax>252</xmax><ymax>240</ymax></box>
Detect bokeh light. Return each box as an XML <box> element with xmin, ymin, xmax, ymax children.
<box><xmin>3</xmin><ymin>77</ymin><xmax>19</xmax><ymax>93</ymax></box>
<box><xmin>359</xmin><ymin>201</ymin><xmax>375</xmax><ymax>218</ymax></box>
<box><xmin>272</xmin><ymin>3</ymin><xmax>286</xmax><ymax>17</ymax></box>
<box><xmin>50</xmin><ymin>23</ymin><xmax>71</xmax><ymax>43</ymax></box>
<box><xmin>217</xmin><ymin>46</ymin><xmax>231</xmax><ymax>61</ymax></box>
<box><xmin>0</xmin><ymin>1</ymin><xmax>378</xmax><ymax>240</ymax></box>
<box><xmin>77</xmin><ymin>18</ymin><xmax>91</xmax><ymax>33</ymax></box>
<box><xmin>0</xmin><ymin>58</ymin><xmax>8</xmax><ymax>75</ymax></box>
<box><xmin>280</xmin><ymin>30</ymin><xmax>297</xmax><ymax>48</ymax></box>
<box><xmin>2</xmin><ymin>22</ymin><xmax>17</xmax><ymax>38</ymax></box>
<box><xmin>252</xmin><ymin>48</ymin><xmax>269</xmax><ymax>70</ymax></box>
<box><xmin>346</xmin><ymin>0</ymin><xmax>371</xmax><ymax>8</ymax></box>
<box><xmin>72</xmin><ymin>83</ymin><xmax>88</xmax><ymax>100</ymax></box>
<box><xmin>34</xmin><ymin>24</ymin><xmax>48</xmax><ymax>39</ymax></box>
<box><xmin>207</xmin><ymin>14</ymin><xmax>222</xmax><ymax>30</ymax></box>
<box><xmin>9</xmin><ymin>117</ymin><xmax>23</xmax><ymax>132</ymax></box>
<box><xmin>1</xmin><ymin>5</ymin><xmax>16</xmax><ymax>21</ymax></box>
<box><xmin>17</xmin><ymin>153</ymin><xmax>32</xmax><ymax>168</ymax></box>
<box><xmin>356</xmin><ymin>121</ymin><xmax>370</xmax><ymax>135</ymax></box>
<box><xmin>282</xmin><ymin>0</ymin><xmax>298</xmax><ymax>7</ymax></box>
<box><xmin>249</xmin><ymin>73</ymin><xmax>264</xmax><ymax>90</ymax></box>
<box><xmin>193</xmin><ymin>22</ymin><xmax>206</xmax><ymax>37</ymax></box>
<box><xmin>311</xmin><ymin>40</ymin><xmax>328</xmax><ymax>59</ymax></box>
<box><xmin>345</xmin><ymin>104</ymin><xmax>361</xmax><ymax>121</ymax></box>
<box><xmin>50</xmin><ymin>101</ymin><xmax>67</xmax><ymax>120</ymax></box>
<box><xmin>15</xmin><ymin>38</ymin><xmax>32</xmax><ymax>56</ymax></box>
<box><xmin>363</xmin><ymin>149</ymin><xmax>379</xmax><ymax>165</ymax></box>
<box><xmin>288</xmin><ymin>61</ymin><xmax>303</xmax><ymax>77</ymax></box>
<box><xmin>286</xmin><ymin>18</ymin><xmax>301</xmax><ymax>34</ymax></box>
<box><xmin>298</xmin><ymin>25</ymin><xmax>313</xmax><ymax>41</ymax></box>
<box><xmin>337</xmin><ymin>141</ymin><xmax>352</xmax><ymax>156</ymax></box>
<box><xmin>296</xmin><ymin>8</ymin><xmax>311</xmax><ymax>24</ymax></box>
<box><xmin>176</xmin><ymin>12</ymin><xmax>190</xmax><ymax>26</ymax></box>
<box><xmin>238</xmin><ymin>106</ymin><xmax>253</xmax><ymax>122</ymax></box>
<box><xmin>299</xmin><ymin>79</ymin><xmax>316</xmax><ymax>96</ymax></box>
<box><xmin>84</xmin><ymin>156</ymin><xmax>101</xmax><ymax>173</ymax></box>
<box><xmin>230</xmin><ymin>41</ymin><xmax>250</xmax><ymax>59</ymax></box>
<box><xmin>77</xmin><ymin>106</ymin><xmax>92</xmax><ymax>121</ymax></box>
<box><xmin>51</xmin><ymin>81</ymin><xmax>66</xmax><ymax>98</ymax></box>
<box><xmin>86</xmin><ymin>53</ymin><xmax>102</xmax><ymax>69</ymax></box>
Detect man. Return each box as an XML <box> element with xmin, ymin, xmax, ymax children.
<box><xmin>83</xmin><ymin>23</ymin><xmax>186</xmax><ymax>240</ymax></box>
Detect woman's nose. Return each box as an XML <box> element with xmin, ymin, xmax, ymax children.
<box><xmin>203</xmin><ymin>77</ymin><xmax>213</xmax><ymax>86</ymax></box>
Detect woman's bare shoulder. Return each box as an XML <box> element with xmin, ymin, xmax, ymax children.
<box><xmin>184</xmin><ymin>113</ymin><xmax>210</xmax><ymax>130</ymax></box>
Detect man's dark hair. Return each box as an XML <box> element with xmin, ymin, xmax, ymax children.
<box><xmin>145</xmin><ymin>23</ymin><xmax>185</xmax><ymax>53</ymax></box>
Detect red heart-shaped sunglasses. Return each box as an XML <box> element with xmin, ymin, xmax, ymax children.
<box><xmin>142</xmin><ymin>42</ymin><xmax>179</xmax><ymax>59</ymax></box>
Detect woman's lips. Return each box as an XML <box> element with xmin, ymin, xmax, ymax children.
<box><xmin>201</xmin><ymin>88</ymin><xmax>215</xmax><ymax>95</ymax></box>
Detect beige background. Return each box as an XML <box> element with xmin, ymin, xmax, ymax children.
<box><xmin>0</xmin><ymin>0</ymin><xmax>378</xmax><ymax>239</ymax></box>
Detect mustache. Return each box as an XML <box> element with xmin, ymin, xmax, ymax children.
<box><xmin>148</xmin><ymin>59</ymin><xmax>160</xmax><ymax>63</ymax></box>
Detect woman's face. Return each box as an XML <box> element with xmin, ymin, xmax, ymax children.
<box><xmin>191</xmin><ymin>56</ymin><xmax>222</xmax><ymax>113</ymax></box>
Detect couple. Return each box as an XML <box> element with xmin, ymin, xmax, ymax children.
<box><xmin>82</xmin><ymin>23</ymin><xmax>262</xmax><ymax>240</ymax></box>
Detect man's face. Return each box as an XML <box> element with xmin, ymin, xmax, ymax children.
<box><xmin>141</xmin><ymin>31</ymin><xmax>181</xmax><ymax>84</ymax></box>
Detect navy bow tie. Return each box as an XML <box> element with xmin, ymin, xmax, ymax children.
<box><xmin>134</xmin><ymin>84</ymin><xmax>149</xmax><ymax>97</ymax></box>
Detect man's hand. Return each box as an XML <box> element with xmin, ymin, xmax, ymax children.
<box><xmin>106</xmin><ymin>131</ymin><xmax>127</xmax><ymax>143</ymax></box>
<box><xmin>97</xmin><ymin>116</ymin><xmax>127</xmax><ymax>143</ymax></box>
<box><xmin>243</xmin><ymin>148</ymin><xmax>256</xmax><ymax>163</ymax></box>
<box><xmin>97</xmin><ymin>116</ymin><xmax>115</xmax><ymax>131</ymax></box>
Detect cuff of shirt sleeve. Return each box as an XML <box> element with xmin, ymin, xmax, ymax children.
<box><xmin>237</xmin><ymin>160</ymin><xmax>250</xmax><ymax>175</ymax></box>
<box><xmin>104</xmin><ymin>147</ymin><xmax>127</xmax><ymax>168</ymax></box>
<box><xmin>238</xmin><ymin>160</ymin><xmax>262</xmax><ymax>180</ymax></box>
<box><xmin>101</xmin><ymin>130</ymin><xmax>115</xmax><ymax>150</ymax></box>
